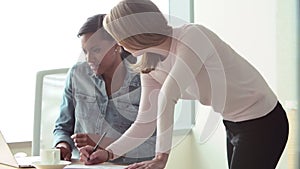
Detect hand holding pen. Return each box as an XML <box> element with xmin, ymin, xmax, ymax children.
<box><xmin>88</xmin><ymin>131</ymin><xmax>107</xmax><ymax>160</ymax></box>
<box><xmin>79</xmin><ymin>131</ymin><xmax>112</xmax><ymax>165</ymax></box>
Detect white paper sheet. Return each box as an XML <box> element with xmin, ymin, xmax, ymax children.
<box><xmin>64</xmin><ymin>163</ymin><xmax>126</xmax><ymax>169</ymax></box>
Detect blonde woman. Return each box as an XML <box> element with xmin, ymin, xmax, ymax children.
<box><xmin>79</xmin><ymin>1</ymin><xmax>289</xmax><ymax>169</ymax></box>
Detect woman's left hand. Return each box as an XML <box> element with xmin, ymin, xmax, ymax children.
<box><xmin>71</xmin><ymin>133</ymin><xmax>95</xmax><ymax>148</ymax></box>
<box><xmin>125</xmin><ymin>153</ymin><xmax>169</xmax><ymax>169</ymax></box>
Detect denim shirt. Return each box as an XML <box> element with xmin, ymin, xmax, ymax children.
<box><xmin>53</xmin><ymin>61</ymin><xmax>155</xmax><ymax>164</ymax></box>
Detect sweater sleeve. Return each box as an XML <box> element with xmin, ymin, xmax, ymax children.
<box><xmin>155</xmin><ymin>51</ymin><xmax>204</xmax><ymax>153</ymax></box>
<box><xmin>156</xmin><ymin>25</ymin><xmax>215</xmax><ymax>153</ymax></box>
<box><xmin>106</xmin><ymin>73</ymin><xmax>161</xmax><ymax>158</ymax></box>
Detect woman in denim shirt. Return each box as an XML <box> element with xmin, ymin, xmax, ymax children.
<box><xmin>53</xmin><ymin>14</ymin><xmax>155</xmax><ymax>165</ymax></box>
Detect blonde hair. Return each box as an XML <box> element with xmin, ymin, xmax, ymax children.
<box><xmin>103</xmin><ymin>0</ymin><xmax>172</xmax><ymax>73</ymax></box>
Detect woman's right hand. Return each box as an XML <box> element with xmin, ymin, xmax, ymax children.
<box><xmin>56</xmin><ymin>142</ymin><xmax>72</xmax><ymax>161</ymax></box>
<box><xmin>79</xmin><ymin>145</ymin><xmax>110</xmax><ymax>165</ymax></box>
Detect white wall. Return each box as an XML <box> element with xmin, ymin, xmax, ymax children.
<box><xmin>276</xmin><ymin>0</ymin><xmax>299</xmax><ymax>168</ymax></box>
<box><xmin>276</xmin><ymin>0</ymin><xmax>298</xmax><ymax>103</ymax></box>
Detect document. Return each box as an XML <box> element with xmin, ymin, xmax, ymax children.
<box><xmin>64</xmin><ymin>163</ymin><xmax>126</xmax><ymax>169</ymax></box>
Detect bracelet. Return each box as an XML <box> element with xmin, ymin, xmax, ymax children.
<box><xmin>104</xmin><ymin>150</ymin><xmax>110</xmax><ymax>162</ymax></box>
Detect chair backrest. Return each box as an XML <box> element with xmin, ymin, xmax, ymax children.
<box><xmin>32</xmin><ymin>68</ymin><xmax>69</xmax><ymax>156</ymax></box>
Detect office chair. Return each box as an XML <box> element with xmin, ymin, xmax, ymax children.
<box><xmin>31</xmin><ymin>68</ymin><xmax>69</xmax><ymax>156</ymax></box>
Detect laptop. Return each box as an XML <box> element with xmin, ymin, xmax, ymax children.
<box><xmin>0</xmin><ymin>131</ymin><xmax>40</xmax><ymax>168</ymax></box>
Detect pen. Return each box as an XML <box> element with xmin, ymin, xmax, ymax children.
<box><xmin>88</xmin><ymin>131</ymin><xmax>107</xmax><ymax>161</ymax></box>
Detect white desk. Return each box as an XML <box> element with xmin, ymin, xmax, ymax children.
<box><xmin>0</xmin><ymin>160</ymin><xmax>126</xmax><ymax>169</ymax></box>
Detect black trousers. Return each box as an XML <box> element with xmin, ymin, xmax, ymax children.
<box><xmin>223</xmin><ymin>102</ymin><xmax>289</xmax><ymax>169</ymax></box>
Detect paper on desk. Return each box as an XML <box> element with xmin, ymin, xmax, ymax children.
<box><xmin>64</xmin><ymin>163</ymin><xmax>126</xmax><ymax>169</ymax></box>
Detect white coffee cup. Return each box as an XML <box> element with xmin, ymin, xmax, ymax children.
<box><xmin>40</xmin><ymin>149</ymin><xmax>60</xmax><ymax>165</ymax></box>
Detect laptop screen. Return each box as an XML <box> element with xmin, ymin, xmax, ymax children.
<box><xmin>0</xmin><ymin>131</ymin><xmax>39</xmax><ymax>168</ymax></box>
<box><xmin>0</xmin><ymin>131</ymin><xmax>20</xmax><ymax>167</ymax></box>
